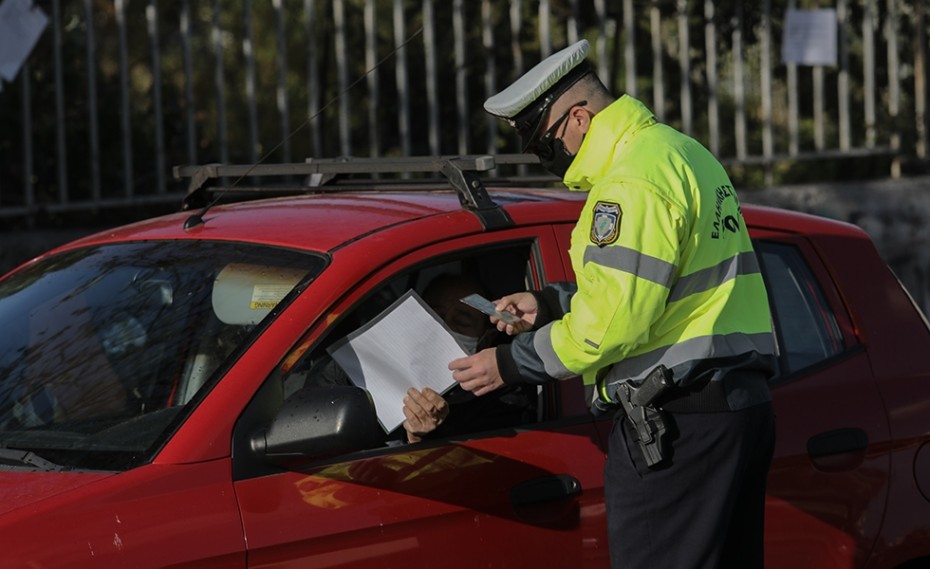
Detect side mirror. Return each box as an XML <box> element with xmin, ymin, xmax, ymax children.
<box><xmin>250</xmin><ymin>386</ymin><xmax>383</xmax><ymax>467</ymax></box>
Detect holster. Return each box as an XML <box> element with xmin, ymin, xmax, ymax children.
<box><xmin>615</xmin><ymin>365</ymin><xmax>674</xmax><ymax>467</ymax></box>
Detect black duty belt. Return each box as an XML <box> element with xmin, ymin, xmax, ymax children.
<box><xmin>657</xmin><ymin>371</ymin><xmax>770</xmax><ymax>413</ymax></box>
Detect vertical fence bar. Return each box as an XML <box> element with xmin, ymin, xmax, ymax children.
<box><xmin>509</xmin><ymin>0</ymin><xmax>524</xmax><ymax>154</ymax></box>
<box><xmin>181</xmin><ymin>0</ymin><xmax>197</xmax><ymax>165</ymax></box>
<box><xmin>482</xmin><ymin>0</ymin><xmax>497</xmax><ymax>154</ymax></box>
<box><xmin>567</xmin><ymin>0</ymin><xmax>579</xmax><ymax>45</ymax></box>
<box><xmin>274</xmin><ymin>0</ymin><xmax>291</xmax><ymax>162</ymax></box>
<box><xmin>52</xmin><ymin>0</ymin><xmax>68</xmax><ymax>202</ymax></box>
<box><xmin>704</xmin><ymin>0</ymin><xmax>718</xmax><ymax>154</ymax></box>
<box><xmin>393</xmin><ymin>0</ymin><xmax>411</xmax><ymax>157</ymax></box>
<box><xmin>423</xmin><ymin>0</ymin><xmax>440</xmax><ymax>155</ymax></box>
<box><xmin>733</xmin><ymin>3</ymin><xmax>747</xmax><ymax>161</ymax></box>
<box><xmin>916</xmin><ymin>2</ymin><xmax>927</xmax><ymax>159</ymax></box>
<box><xmin>244</xmin><ymin>0</ymin><xmax>259</xmax><ymax>163</ymax></box>
<box><xmin>786</xmin><ymin>0</ymin><xmax>799</xmax><ymax>156</ymax></box>
<box><xmin>761</xmin><ymin>0</ymin><xmax>774</xmax><ymax>175</ymax></box>
<box><xmin>677</xmin><ymin>0</ymin><xmax>692</xmax><ymax>134</ymax></box>
<box><xmin>84</xmin><ymin>0</ymin><xmax>101</xmax><ymax>201</ymax></box>
<box><xmin>863</xmin><ymin>0</ymin><xmax>876</xmax><ymax>148</ymax></box>
<box><xmin>211</xmin><ymin>0</ymin><xmax>229</xmax><ymax>167</ymax></box>
<box><xmin>651</xmin><ymin>1</ymin><xmax>664</xmax><ymax>121</ymax></box>
<box><xmin>21</xmin><ymin>64</ymin><xmax>35</xmax><ymax>218</ymax></box>
<box><xmin>147</xmin><ymin>0</ymin><xmax>166</xmax><ymax>193</ymax></box>
<box><xmin>594</xmin><ymin>0</ymin><xmax>608</xmax><ymax>82</ymax></box>
<box><xmin>813</xmin><ymin>64</ymin><xmax>825</xmax><ymax>150</ymax></box>
<box><xmin>812</xmin><ymin>0</ymin><xmax>824</xmax><ymax>151</ymax></box>
<box><xmin>509</xmin><ymin>0</ymin><xmax>523</xmax><ymax>79</ymax></box>
<box><xmin>886</xmin><ymin>0</ymin><xmax>900</xmax><ymax>176</ymax></box>
<box><xmin>333</xmin><ymin>0</ymin><xmax>350</xmax><ymax>156</ymax></box>
<box><xmin>306</xmin><ymin>0</ymin><xmax>321</xmax><ymax>156</ymax></box>
<box><xmin>365</xmin><ymin>0</ymin><xmax>379</xmax><ymax>157</ymax></box>
<box><xmin>116</xmin><ymin>0</ymin><xmax>134</xmax><ymax>195</ymax></box>
<box><xmin>454</xmin><ymin>0</ymin><xmax>468</xmax><ymax>154</ymax></box>
<box><xmin>539</xmin><ymin>0</ymin><xmax>551</xmax><ymax>58</ymax></box>
<box><xmin>838</xmin><ymin>0</ymin><xmax>851</xmax><ymax>151</ymax></box>
<box><xmin>623</xmin><ymin>0</ymin><xmax>636</xmax><ymax>98</ymax></box>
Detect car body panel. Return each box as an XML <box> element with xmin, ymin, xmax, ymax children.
<box><xmin>0</xmin><ymin>461</ymin><xmax>244</xmax><ymax>568</ymax></box>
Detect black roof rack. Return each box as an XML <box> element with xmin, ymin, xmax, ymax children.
<box><xmin>173</xmin><ymin>154</ymin><xmax>552</xmax><ymax>230</ymax></box>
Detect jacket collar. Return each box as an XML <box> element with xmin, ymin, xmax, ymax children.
<box><xmin>562</xmin><ymin>95</ymin><xmax>656</xmax><ymax>191</ymax></box>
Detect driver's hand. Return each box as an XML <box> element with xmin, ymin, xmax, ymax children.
<box><xmin>402</xmin><ymin>387</ymin><xmax>449</xmax><ymax>443</ymax></box>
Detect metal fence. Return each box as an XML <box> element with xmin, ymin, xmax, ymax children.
<box><xmin>0</xmin><ymin>0</ymin><xmax>928</xmax><ymax>220</ymax></box>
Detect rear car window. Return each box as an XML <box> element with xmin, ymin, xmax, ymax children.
<box><xmin>0</xmin><ymin>240</ymin><xmax>325</xmax><ymax>471</ymax></box>
<box><xmin>756</xmin><ymin>241</ymin><xmax>845</xmax><ymax>379</ymax></box>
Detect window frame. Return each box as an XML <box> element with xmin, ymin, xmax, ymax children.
<box><xmin>752</xmin><ymin>233</ymin><xmax>860</xmax><ymax>385</ymax></box>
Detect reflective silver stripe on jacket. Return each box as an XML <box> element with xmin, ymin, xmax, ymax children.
<box><xmin>582</xmin><ymin>245</ymin><xmax>676</xmax><ymax>287</ymax></box>
<box><xmin>534</xmin><ymin>322</ymin><xmax>577</xmax><ymax>380</ymax></box>
<box><xmin>584</xmin><ymin>245</ymin><xmax>762</xmax><ymax>303</ymax></box>
<box><xmin>604</xmin><ymin>331</ymin><xmax>777</xmax><ymax>386</ymax></box>
<box><xmin>667</xmin><ymin>251</ymin><xmax>762</xmax><ymax>303</ymax></box>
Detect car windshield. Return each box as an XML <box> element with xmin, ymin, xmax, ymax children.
<box><xmin>0</xmin><ymin>240</ymin><xmax>325</xmax><ymax>472</ymax></box>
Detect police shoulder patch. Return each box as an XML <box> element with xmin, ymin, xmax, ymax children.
<box><xmin>591</xmin><ymin>201</ymin><xmax>622</xmax><ymax>246</ymax></box>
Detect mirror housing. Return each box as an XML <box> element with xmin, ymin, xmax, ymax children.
<box><xmin>251</xmin><ymin>386</ymin><xmax>383</xmax><ymax>467</ymax></box>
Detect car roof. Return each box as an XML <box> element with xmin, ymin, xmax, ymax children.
<box><xmin>57</xmin><ymin>186</ymin><xmax>868</xmax><ymax>255</ymax></box>
<box><xmin>63</xmin><ymin>188</ymin><xmax>584</xmax><ymax>253</ymax></box>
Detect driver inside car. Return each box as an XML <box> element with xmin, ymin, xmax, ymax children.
<box><xmin>296</xmin><ymin>273</ymin><xmax>536</xmax><ymax>444</ymax></box>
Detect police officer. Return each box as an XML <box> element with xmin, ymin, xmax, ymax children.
<box><xmin>449</xmin><ymin>40</ymin><xmax>777</xmax><ymax>569</ymax></box>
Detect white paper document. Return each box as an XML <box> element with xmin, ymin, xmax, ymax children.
<box><xmin>781</xmin><ymin>8</ymin><xmax>837</xmax><ymax>67</ymax></box>
<box><xmin>0</xmin><ymin>0</ymin><xmax>49</xmax><ymax>86</ymax></box>
<box><xmin>328</xmin><ymin>290</ymin><xmax>465</xmax><ymax>433</ymax></box>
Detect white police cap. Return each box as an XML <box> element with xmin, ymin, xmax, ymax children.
<box><xmin>484</xmin><ymin>40</ymin><xmax>592</xmax><ymax>149</ymax></box>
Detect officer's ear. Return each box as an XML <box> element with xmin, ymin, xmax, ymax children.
<box><xmin>570</xmin><ymin>105</ymin><xmax>593</xmax><ymax>135</ymax></box>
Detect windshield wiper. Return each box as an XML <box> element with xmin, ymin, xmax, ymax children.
<box><xmin>0</xmin><ymin>448</ymin><xmax>65</xmax><ymax>471</ymax></box>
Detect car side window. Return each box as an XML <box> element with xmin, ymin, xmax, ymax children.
<box><xmin>277</xmin><ymin>243</ymin><xmax>541</xmax><ymax>447</ymax></box>
<box><xmin>756</xmin><ymin>241</ymin><xmax>845</xmax><ymax>379</ymax></box>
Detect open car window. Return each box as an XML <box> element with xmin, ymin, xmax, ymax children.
<box><xmin>271</xmin><ymin>242</ymin><xmax>543</xmax><ymax>450</ymax></box>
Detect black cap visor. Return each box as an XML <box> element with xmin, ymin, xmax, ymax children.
<box><xmin>513</xmin><ymin>61</ymin><xmax>593</xmax><ymax>152</ymax></box>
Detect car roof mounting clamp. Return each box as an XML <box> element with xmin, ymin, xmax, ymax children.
<box><xmin>440</xmin><ymin>157</ymin><xmax>513</xmax><ymax>231</ymax></box>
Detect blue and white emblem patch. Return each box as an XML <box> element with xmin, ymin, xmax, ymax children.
<box><xmin>591</xmin><ymin>201</ymin><xmax>621</xmax><ymax>245</ymax></box>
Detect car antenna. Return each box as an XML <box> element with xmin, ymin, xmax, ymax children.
<box><xmin>183</xmin><ymin>26</ymin><xmax>425</xmax><ymax>231</ymax></box>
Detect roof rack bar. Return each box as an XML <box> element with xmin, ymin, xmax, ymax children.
<box><xmin>172</xmin><ymin>154</ymin><xmax>539</xmax><ymax>182</ymax></box>
<box><xmin>173</xmin><ymin>155</ymin><xmax>540</xmax><ymax>230</ymax></box>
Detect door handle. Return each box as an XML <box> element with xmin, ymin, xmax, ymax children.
<box><xmin>806</xmin><ymin>428</ymin><xmax>869</xmax><ymax>458</ymax></box>
<box><xmin>511</xmin><ymin>474</ymin><xmax>582</xmax><ymax>507</ymax></box>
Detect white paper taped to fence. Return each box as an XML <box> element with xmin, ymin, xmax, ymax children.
<box><xmin>782</xmin><ymin>8</ymin><xmax>837</xmax><ymax>67</ymax></box>
<box><xmin>0</xmin><ymin>0</ymin><xmax>49</xmax><ymax>90</ymax></box>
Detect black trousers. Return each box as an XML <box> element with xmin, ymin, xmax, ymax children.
<box><xmin>604</xmin><ymin>401</ymin><xmax>776</xmax><ymax>569</ymax></box>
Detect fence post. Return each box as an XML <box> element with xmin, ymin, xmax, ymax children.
<box><xmin>886</xmin><ymin>0</ymin><xmax>900</xmax><ymax>177</ymax></box>
<box><xmin>84</xmin><ymin>0</ymin><xmax>101</xmax><ymax>201</ymax></box>
<box><xmin>148</xmin><ymin>0</ymin><xmax>166</xmax><ymax>194</ymax></box>
<box><xmin>53</xmin><ymin>0</ymin><xmax>68</xmax><ymax>203</ymax></box>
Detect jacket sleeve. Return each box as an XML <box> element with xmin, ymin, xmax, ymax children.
<box><xmin>531</xmin><ymin>282</ymin><xmax>577</xmax><ymax>328</ymax></box>
<box><xmin>498</xmin><ymin>183</ymin><xmax>684</xmax><ymax>385</ymax></box>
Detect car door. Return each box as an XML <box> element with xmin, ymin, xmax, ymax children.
<box><xmin>754</xmin><ymin>232</ymin><xmax>891</xmax><ymax>568</ymax></box>
<box><xmin>232</xmin><ymin>228</ymin><xmax>610</xmax><ymax>569</ymax></box>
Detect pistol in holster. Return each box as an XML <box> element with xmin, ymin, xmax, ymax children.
<box><xmin>616</xmin><ymin>365</ymin><xmax>674</xmax><ymax>468</ymax></box>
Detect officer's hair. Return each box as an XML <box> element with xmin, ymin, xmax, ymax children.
<box><xmin>556</xmin><ymin>72</ymin><xmax>614</xmax><ymax>114</ymax></box>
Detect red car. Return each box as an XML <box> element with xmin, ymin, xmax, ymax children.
<box><xmin>0</xmin><ymin>157</ymin><xmax>928</xmax><ymax>568</ymax></box>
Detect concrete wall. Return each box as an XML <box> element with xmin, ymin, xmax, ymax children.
<box><xmin>3</xmin><ymin>176</ymin><xmax>930</xmax><ymax>315</ymax></box>
<box><xmin>741</xmin><ymin>175</ymin><xmax>930</xmax><ymax>317</ymax></box>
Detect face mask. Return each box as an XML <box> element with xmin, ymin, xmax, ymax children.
<box><xmin>538</xmin><ymin>137</ymin><xmax>577</xmax><ymax>179</ymax></box>
<box><xmin>531</xmin><ymin>100</ymin><xmax>587</xmax><ymax>178</ymax></box>
<box><xmin>449</xmin><ymin>330</ymin><xmax>479</xmax><ymax>355</ymax></box>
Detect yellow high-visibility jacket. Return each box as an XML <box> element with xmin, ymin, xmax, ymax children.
<box><xmin>497</xmin><ymin>96</ymin><xmax>776</xmax><ymax>410</ymax></box>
